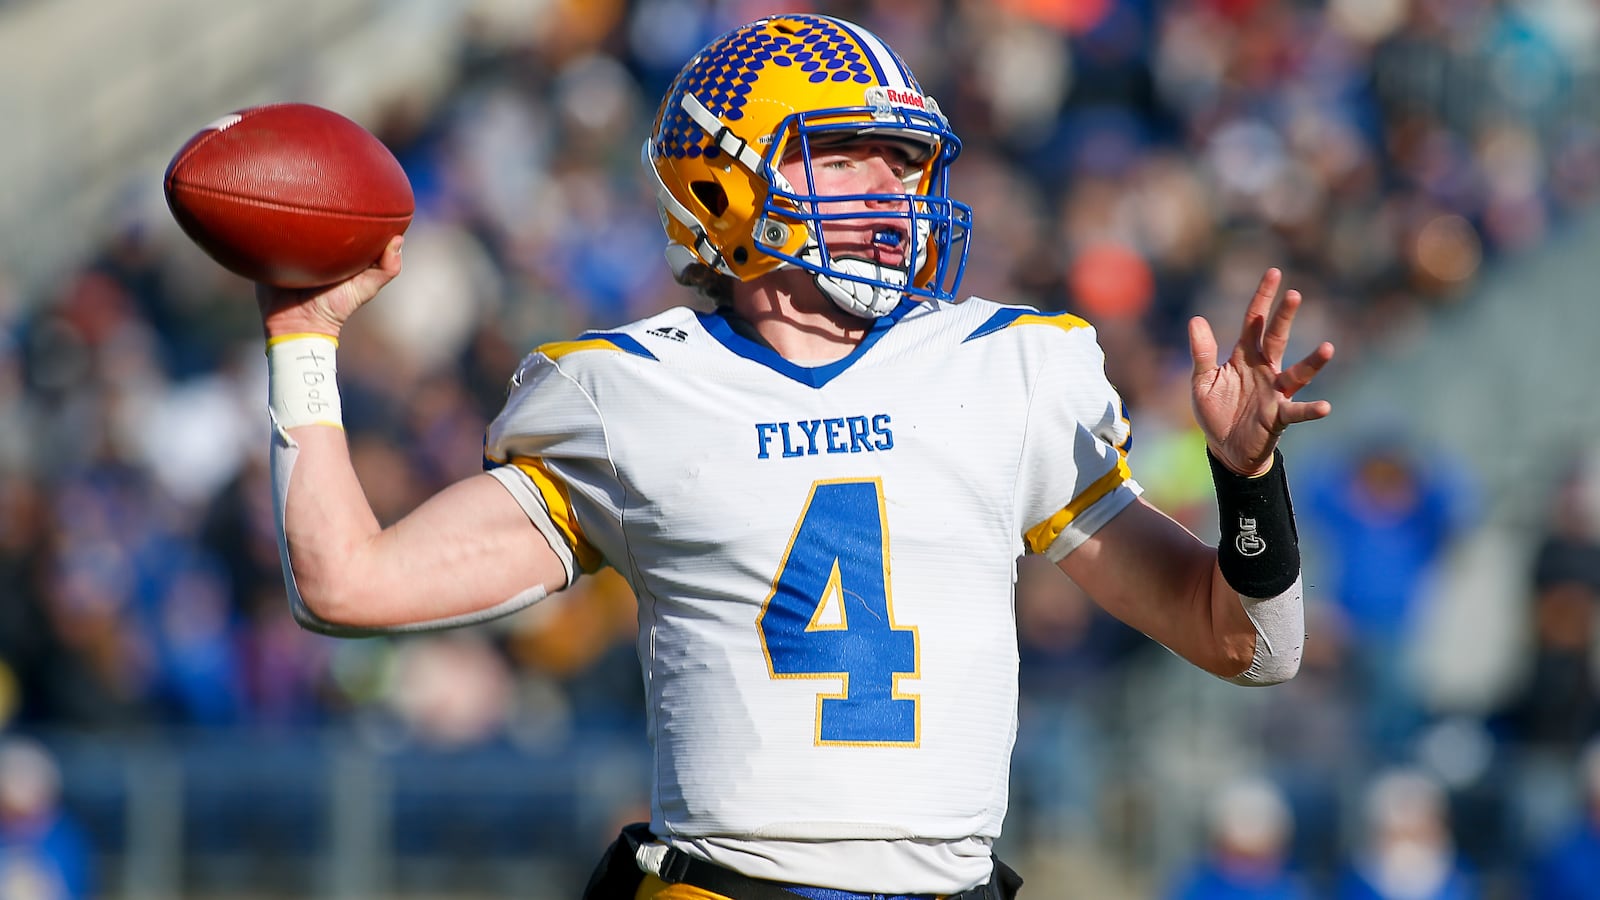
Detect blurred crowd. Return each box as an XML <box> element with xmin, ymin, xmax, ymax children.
<box><xmin>3</xmin><ymin>0</ymin><xmax>1600</xmax><ymax>897</ymax></box>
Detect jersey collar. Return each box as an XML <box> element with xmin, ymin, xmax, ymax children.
<box><xmin>696</xmin><ymin>297</ymin><xmax>918</xmax><ymax>388</ymax></box>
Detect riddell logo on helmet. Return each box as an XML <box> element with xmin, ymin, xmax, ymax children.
<box><xmin>866</xmin><ymin>86</ymin><xmax>928</xmax><ymax>109</ymax></box>
<box><xmin>885</xmin><ymin>89</ymin><xmax>925</xmax><ymax>109</ymax></box>
<box><xmin>865</xmin><ymin>87</ymin><xmax>945</xmax><ymax>122</ymax></box>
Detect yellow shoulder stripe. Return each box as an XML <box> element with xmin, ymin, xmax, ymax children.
<box><xmin>1005</xmin><ymin>312</ymin><xmax>1091</xmax><ymax>333</ymax></box>
<box><xmin>1024</xmin><ymin>455</ymin><xmax>1132</xmax><ymax>555</ymax></box>
<box><xmin>536</xmin><ymin>332</ymin><xmax>658</xmax><ymax>362</ymax></box>
<box><xmin>511</xmin><ymin>457</ymin><xmax>605</xmax><ymax>573</ymax></box>
<box><xmin>963</xmin><ymin>308</ymin><xmax>1091</xmax><ymax>342</ymax></box>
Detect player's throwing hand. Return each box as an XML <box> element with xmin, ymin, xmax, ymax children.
<box><xmin>255</xmin><ymin>236</ymin><xmax>405</xmax><ymax>339</ymax></box>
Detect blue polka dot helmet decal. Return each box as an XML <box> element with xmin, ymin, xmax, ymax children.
<box><xmin>643</xmin><ymin>14</ymin><xmax>973</xmax><ymax>308</ymax></box>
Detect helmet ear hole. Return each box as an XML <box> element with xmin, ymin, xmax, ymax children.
<box><xmin>690</xmin><ymin>181</ymin><xmax>729</xmax><ymax>217</ymax></box>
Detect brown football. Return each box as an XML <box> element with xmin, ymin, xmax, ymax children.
<box><xmin>164</xmin><ymin>102</ymin><xmax>414</xmax><ymax>289</ymax></box>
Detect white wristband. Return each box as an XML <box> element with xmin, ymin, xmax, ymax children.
<box><xmin>267</xmin><ymin>333</ymin><xmax>343</xmax><ymax>430</ymax></box>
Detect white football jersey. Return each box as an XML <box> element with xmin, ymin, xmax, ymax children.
<box><xmin>483</xmin><ymin>296</ymin><xmax>1141</xmax><ymax>892</ymax></box>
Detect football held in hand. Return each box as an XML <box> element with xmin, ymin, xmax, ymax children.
<box><xmin>163</xmin><ymin>102</ymin><xmax>414</xmax><ymax>289</ymax></box>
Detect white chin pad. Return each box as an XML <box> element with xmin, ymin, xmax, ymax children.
<box><xmin>805</xmin><ymin>219</ymin><xmax>933</xmax><ymax>319</ymax></box>
<box><xmin>814</xmin><ymin>257</ymin><xmax>908</xmax><ymax>318</ymax></box>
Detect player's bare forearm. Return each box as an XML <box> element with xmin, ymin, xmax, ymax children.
<box><xmin>281</xmin><ymin>427</ymin><xmax>566</xmax><ymax>630</ymax></box>
<box><xmin>1059</xmin><ymin>499</ymin><xmax>1257</xmax><ymax>678</ymax></box>
<box><xmin>277</xmin><ymin>425</ymin><xmax>382</xmax><ymax>610</ymax></box>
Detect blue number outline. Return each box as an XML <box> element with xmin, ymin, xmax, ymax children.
<box><xmin>756</xmin><ymin>478</ymin><xmax>920</xmax><ymax>746</ymax></box>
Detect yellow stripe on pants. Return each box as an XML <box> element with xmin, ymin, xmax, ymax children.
<box><xmin>635</xmin><ymin>873</ymin><xmax>734</xmax><ymax>900</ymax></box>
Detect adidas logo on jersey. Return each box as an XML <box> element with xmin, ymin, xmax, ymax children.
<box><xmin>647</xmin><ymin>326</ymin><xmax>689</xmax><ymax>343</ymax></box>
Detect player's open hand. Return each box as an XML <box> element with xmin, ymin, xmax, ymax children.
<box><xmin>256</xmin><ymin>236</ymin><xmax>404</xmax><ymax>340</ymax></box>
<box><xmin>1189</xmin><ymin>268</ymin><xmax>1334</xmax><ymax>476</ymax></box>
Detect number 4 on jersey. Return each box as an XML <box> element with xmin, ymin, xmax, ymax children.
<box><xmin>758</xmin><ymin>479</ymin><xmax>919</xmax><ymax>745</ymax></box>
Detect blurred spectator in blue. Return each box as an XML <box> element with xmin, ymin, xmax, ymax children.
<box><xmin>0</xmin><ymin>736</ymin><xmax>92</xmax><ymax>900</ymax></box>
<box><xmin>1528</xmin><ymin>738</ymin><xmax>1600</xmax><ymax>900</ymax></box>
<box><xmin>1334</xmin><ymin>768</ymin><xmax>1479</xmax><ymax>900</ymax></box>
<box><xmin>1164</xmin><ymin>775</ymin><xmax>1311</xmax><ymax>900</ymax></box>
<box><xmin>146</xmin><ymin>551</ymin><xmax>245</xmax><ymax>726</ymax></box>
<box><xmin>1300</xmin><ymin>435</ymin><xmax>1476</xmax><ymax>761</ymax></box>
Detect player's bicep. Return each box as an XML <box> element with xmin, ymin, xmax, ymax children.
<box><xmin>333</xmin><ymin>473</ymin><xmax>570</xmax><ymax>631</ymax></box>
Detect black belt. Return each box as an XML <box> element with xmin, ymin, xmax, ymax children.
<box><xmin>654</xmin><ymin>842</ymin><xmax>1024</xmax><ymax>900</ymax></box>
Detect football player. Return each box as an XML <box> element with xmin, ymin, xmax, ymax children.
<box><xmin>256</xmin><ymin>14</ymin><xmax>1334</xmax><ymax>899</ymax></box>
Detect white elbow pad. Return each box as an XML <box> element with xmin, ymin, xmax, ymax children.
<box><xmin>1222</xmin><ymin>575</ymin><xmax>1305</xmax><ymax>687</ymax></box>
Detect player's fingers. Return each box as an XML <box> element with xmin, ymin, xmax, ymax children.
<box><xmin>1262</xmin><ymin>289</ymin><xmax>1300</xmax><ymax>363</ymax></box>
<box><xmin>1189</xmin><ymin>315</ymin><xmax>1219</xmax><ymax>376</ymax></box>
<box><xmin>1243</xmin><ymin>268</ymin><xmax>1280</xmax><ymax>327</ymax></box>
<box><xmin>379</xmin><ymin>235</ymin><xmax>404</xmax><ymax>275</ymax></box>
<box><xmin>1275</xmin><ymin>341</ymin><xmax>1335</xmax><ymax>396</ymax></box>
<box><xmin>1279</xmin><ymin>397</ymin><xmax>1334</xmax><ymax>426</ymax></box>
<box><xmin>367</xmin><ymin>236</ymin><xmax>404</xmax><ymax>282</ymax></box>
<box><xmin>346</xmin><ymin>237</ymin><xmax>405</xmax><ymax>301</ymax></box>
<box><xmin>1231</xmin><ymin>268</ymin><xmax>1280</xmax><ymax>363</ymax></box>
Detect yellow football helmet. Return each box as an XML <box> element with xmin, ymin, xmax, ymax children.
<box><xmin>643</xmin><ymin>14</ymin><xmax>972</xmax><ymax>318</ymax></box>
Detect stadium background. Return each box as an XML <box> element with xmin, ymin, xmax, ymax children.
<box><xmin>3</xmin><ymin>0</ymin><xmax>1600</xmax><ymax>897</ymax></box>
